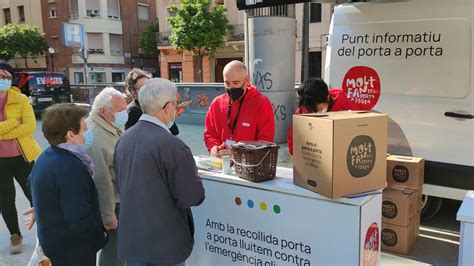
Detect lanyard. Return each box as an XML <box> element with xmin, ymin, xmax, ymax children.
<box><xmin>227</xmin><ymin>94</ymin><xmax>245</xmax><ymax>135</ymax></box>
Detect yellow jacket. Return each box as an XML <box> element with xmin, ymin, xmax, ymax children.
<box><xmin>0</xmin><ymin>87</ymin><xmax>42</xmax><ymax>162</ymax></box>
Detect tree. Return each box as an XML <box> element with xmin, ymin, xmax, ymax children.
<box><xmin>139</xmin><ymin>20</ymin><xmax>159</xmax><ymax>55</ymax></box>
<box><xmin>0</xmin><ymin>24</ymin><xmax>48</xmax><ymax>70</ymax></box>
<box><xmin>168</xmin><ymin>0</ymin><xmax>230</xmax><ymax>82</ymax></box>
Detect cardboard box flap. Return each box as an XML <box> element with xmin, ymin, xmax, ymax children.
<box><xmin>388</xmin><ymin>155</ymin><xmax>424</xmax><ymax>163</ymax></box>
<box><xmin>295</xmin><ymin>111</ymin><xmax>387</xmax><ymax>121</ymax></box>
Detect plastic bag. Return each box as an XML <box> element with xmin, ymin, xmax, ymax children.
<box><xmin>28</xmin><ymin>239</ymin><xmax>51</xmax><ymax>266</ymax></box>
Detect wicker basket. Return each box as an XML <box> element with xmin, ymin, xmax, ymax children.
<box><xmin>231</xmin><ymin>141</ymin><xmax>279</xmax><ymax>182</ymax></box>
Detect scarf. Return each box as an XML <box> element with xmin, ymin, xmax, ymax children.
<box><xmin>56</xmin><ymin>143</ymin><xmax>95</xmax><ymax>177</ymax></box>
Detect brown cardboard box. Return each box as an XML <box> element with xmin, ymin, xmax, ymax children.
<box><xmin>413</xmin><ymin>189</ymin><xmax>423</xmax><ymax>214</ymax></box>
<box><xmin>387</xmin><ymin>155</ymin><xmax>425</xmax><ymax>190</ymax></box>
<box><xmin>382</xmin><ymin>188</ymin><xmax>415</xmax><ymax>227</ymax></box>
<box><xmin>414</xmin><ymin>210</ymin><xmax>420</xmax><ymax>238</ymax></box>
<box><xmin>382</xmin><ymin>222</ymin><xmax>414</xmax><ymax>255</ymax></box>
<box><xmin>293</xmin><ymin>111</ymin><xmax>388</xmax><ymax>198</ymax></box>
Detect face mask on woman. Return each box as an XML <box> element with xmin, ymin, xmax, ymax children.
<box><xmin>0</xmin><ymin>78</ymin><xmax>12</xmax><ymax>91</ymax></box>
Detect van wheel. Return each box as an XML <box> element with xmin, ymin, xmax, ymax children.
<box><xmin>421</xmin><ymin>195</ymin><xmax>443</xmax><ymax>221</ymax></box>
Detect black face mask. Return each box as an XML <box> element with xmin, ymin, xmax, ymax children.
<box><xmin>225</xmin><ymin>85</ymin><xmax>245</xmax><ymax>101</ymax></box>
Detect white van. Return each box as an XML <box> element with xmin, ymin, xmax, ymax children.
<box><xmin>325</xmin><ymin>0</ymin><xmax>474</xmax><ymax>219</ymax></box>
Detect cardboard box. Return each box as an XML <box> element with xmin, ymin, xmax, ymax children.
<box><xmin>413</xmin><ymin>189</ymin><xmax>423</xmax><ymax>214</ymax></box>
<box><xmin>382</xmin><ymin>188</ymin><xmax>415</xmax><ymax>227</ymax></box>
<box><xmin>382</xmin><ymin>222</ymin><xmax>414</xmax><ymax>255</ymax></box>
<box><xmin>293</xmin><ymin>111</ymin><xmax>388</xmax><ymax>198</ymax></box>
<box><xmin>387</xmin><ymin>155</ymin><xmax>425</xmax><ymax>190</ymax></box>
<box><xmin>414</xmin><ymin>210</ymin><xmax>420</xmax><ymax>238</ymax></box>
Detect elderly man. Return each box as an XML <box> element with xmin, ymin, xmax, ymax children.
<box><xmin>204</xmin><ymin>60</ymin><xmax>275</xmax><ymax>157</ymax></box>
<box><xmin>85</xmin><ymin>87</ymin><xmax>127</xmax><ymax>266</ymax></box>
<box><xmin>114</xmin><ymin>78</ymin><xmax>205</xmax><ymax>266</ymax></box>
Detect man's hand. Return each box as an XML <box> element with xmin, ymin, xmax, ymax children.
<box><xmin>176</xmin><ymin>100</ymin><xmax>192</xmax><ymax>117</ymax></box>
<box><xmin>23</xmin><ymin>208</ymin><xmax>36</xmax><ymax>230</ymax></box>
<box><xmin>104</xmin><ymin>218</ymin><xmax>118</xmax><ymax>230</ymax></box>
<box><xmin>210</xmin><ymin>142</ymin><xmax>232</xmax><ymax>158</ymax></box>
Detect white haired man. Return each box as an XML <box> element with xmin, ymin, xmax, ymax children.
<box><xmin>114</xmin><ymin>78</ymin><xmax>205</xmax><ymax>266</ymax></box>
<box><xmin>85</xmin><ymin>86</ymin><xmax>128</xmax><ymax>266</ymax></box>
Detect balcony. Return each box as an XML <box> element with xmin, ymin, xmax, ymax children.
<box><xmin>157</xmin><ymin>31</ymin><xmax>172</xmax><ymax>46</ymax></box>
<box><xmin>227</xmin><ymin>24</ymin><xmax>244</xmax><ymax>42</ymax></box>
<box><xmin>86</xmin><ymin>9</ymin><xmax>101</xmax><ymax>18</ymax></box>
<box><xmin>88</xmin><ymin>48</ymin><xmax>105</xmax><ymax>54</ymax></box>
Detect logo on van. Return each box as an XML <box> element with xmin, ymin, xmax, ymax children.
<box><xmin>342</xmin><ymin>66</ymin><xmax>380</xmax><ymax>110</ymax></box>
<box><xmin>392</xmin><ymin>165</ymin><xmax>409</xmax><ymax>183</ymax></box>
<box><xmin>363</xmin><ymin>222</ymin><xmax>379</xmax><ymax>266</ymax></box>
<box><xmin>382</xmin><ymin>201</ymin><xmax>398</xmax><ymax>219</ymax></box>
<box><xmin>347</xmin><ymin>135</ymin><xmax>376</xmax><ymax>177</ymax></box>
<box><xmin>381</xmin><ymin>228</ymin><xmax>398</xmax><ymax>247</ymax></box>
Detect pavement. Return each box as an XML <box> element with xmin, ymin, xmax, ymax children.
<box><xmin>0</xmin><ymin>122</ymin><xmax>461</xmax><ymax>265</ymax></box>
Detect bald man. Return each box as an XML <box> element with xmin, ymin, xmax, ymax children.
<box><xmin>204</xmin><ymin>60</ymin><xmax>275</xmax><ymax>157</ymax></box>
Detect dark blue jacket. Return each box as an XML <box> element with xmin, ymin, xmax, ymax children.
<box><xmin>30</xmin><ymin>146</ymin><xmax>108</xmax><ymax>261</ymax></box>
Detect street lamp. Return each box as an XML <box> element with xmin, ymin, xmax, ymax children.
<box><xmin>48</xmin><ymin>47</ymin><xmax>55</xmax><ymax>72</ymax></box>
<box><xmin>138</xmin><ymin>48</ymin><xmax>144</xmax><ymax>69</ymax></box>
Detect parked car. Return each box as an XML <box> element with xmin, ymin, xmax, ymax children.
<box><xmin>14</xmin><ymin>72</ymin><xmax>72</xmax><ymax>116</ymax></box>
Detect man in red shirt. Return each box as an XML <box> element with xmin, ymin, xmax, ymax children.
<box><xmin>204</xmin><ymin>61</ymin><xmax>275</xmax><ymax>157</ymax></box>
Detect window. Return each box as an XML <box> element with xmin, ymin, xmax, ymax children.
<box><xmin>109</xmin><ymin>34</ymin><xmax>122</xmax><ymax>55</ymax></box>
<box><xmin>168</xmin><ymin>63</ymin><xmax>182</xmax><ymax>83</ymax></box>
<box><xmin>70</xmin><ymin>0</ymin><xmax>79</xmax><ymax>19</ymax></box>
<box><xmin>18</xmin><ymin>6</ymin><xmax>25</xmax><ymax>22</ymax></box>
<box><xmin>3</xmin><ymin>8</ymin><xmax>11</xmax><ymax>24</ymax></box>
<box><xmin>87</xmin><ymin>33</ymin><xmax>104</xmax><ymax>54</ymax></box>
<box><xmin>91</xmin><ymin>72</ymin><xmax>106</xmax><ymax>83</ymax></box>
<box><xmin>49</xmin><ymin>3</ymin><xmax>57</xmax><ymax>18</ymax></box>
<box><xmin>308</xmin><ymin>51</ymin><xmax>322</xmax><ymax>78</ymax></box>
<box><xmin>138</xmin><ymin>4</ymin><xmax>150</xmax><ymax>21</ymax></box>
<box><xmin>310</xmin><ymin>3</ymin><xmax>322</xmax><ymax>23</ymax></box>
<box><xmin>74</xmin><ymin>72</ymin><xmax>84</xmax><ymax>84</ymax></box>
<box><xmin>50</xmin><ymin>37</ymin><xmax>59</xmax><ymax>52</ymax></box>
<box><xmin>107</xmin><ymin>0</ymin><xmax>120</xmax><ymax>19</ymax></box>
<box><xmin>85</xmin><ymin>0</ymin><xmax>101</xmax><ymax>17</ymax></box>
<box><xmin>112</xmin><ymin>72</ymin><xmax>125</xmax><ymax>82</ymax></box>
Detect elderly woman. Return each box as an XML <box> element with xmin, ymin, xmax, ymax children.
<box><xmin>124</xmin><ymin>68</ymin><xmax>182</xmax><ymax>134</ymax></box>
<box><xmin>29</xmin><ymin>103</ymin><xmax>108</xmax><ymax>266</ymax></box>
<box><xmin>0</xmin><ymin>62</ymin><xmax>41</xmax><ymax>253</ymax></box>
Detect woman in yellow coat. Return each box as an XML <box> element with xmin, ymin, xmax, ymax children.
<box><xmin>0</xmin><ymin>62</ymin><xmax>41</xmax><ymax>254</ymax></box>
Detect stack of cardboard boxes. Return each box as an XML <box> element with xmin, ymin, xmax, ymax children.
<box><xmin>292</xmin><ymin>111</ymin><xmax>388</xmax><ymax>199</ymax></box>
<box><xmin>381</xmin><ymin>155</ymin><xmax>425</xmax><ymax>254</ymax></box>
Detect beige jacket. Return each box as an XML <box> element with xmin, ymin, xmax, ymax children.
<box><xmin>85</xmin><ymin>112</ymin><xmax>122</xmax><ymax>224</ymax></box>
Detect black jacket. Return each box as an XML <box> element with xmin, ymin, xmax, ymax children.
<box><xmin>125</xmin><ymin>99</ymin><xmax>179</xmax><ymax>135</ymax></box>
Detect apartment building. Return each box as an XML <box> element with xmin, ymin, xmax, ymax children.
<box><xmin>0</xmin><ymin>0</ymin><xmax>47</xmax><ymax>70</ymax></box>
<box><xmin>157</xmin><ymin>1</ymin><xmax>331</xmax><ymax>83</ymax></box>
<box><xmin>41</xmin><ymin>0</ymin><xmax>157</xmax><ymax>84</ymax></box>
<box><xmin>295</xmin><ymin>3</ymin><xmax>332</xmax><ymax>83</ymax></box>
<box><xmin>156</xmin><ymin>0</ymin><xmax>244</xmax><ymax>83</ymax></box>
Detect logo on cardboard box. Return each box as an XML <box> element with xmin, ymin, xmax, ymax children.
<box><xmin>392</xmin><ymin>165</ymin><xmax>409</xmax><ymax>183</ymax></box>
<box><xmin>381</xmin><ymin>228</ymin><xmax>398</xmax><ymax>247</ymax></box>
<box><xmin>363</xmin><ymin>222</ymin><xmax>379</xmax><ymax>266</ymax></box>
<box><xmin>382</xmin><ymin>201</ymin><xmax>398</xmax><ymax>219</ymax></box>
<box><xmin>347</xmin><ymin>135</ymin><xmax>376</xmax><ymax>177</ymax></box>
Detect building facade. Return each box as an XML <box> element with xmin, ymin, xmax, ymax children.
<box><xmin>40</xmin><ymin>0</ymin><xmax>158</xmax><ymax>84</ymax></box>
<box><xmin>157</xmin><ymin>1</ymin><xmax>331</xmax><ymax>83</ymax></box>
<box><xmin>0</xmin><ymin>0</ymin><xmax>47</xmax><ymax>70</ymax></box>
<box><xmin>156</xmin><ymin>0</ymin><xmax>244</xmax><ymax>83</ymax></box>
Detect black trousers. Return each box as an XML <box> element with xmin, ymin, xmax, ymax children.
<box><xmin>0</xmin><ymin>156</ymin><xmax>33</xmax><ymax>236</ymax></box>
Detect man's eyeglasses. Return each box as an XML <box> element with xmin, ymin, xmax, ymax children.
<box><xmin>0</xmin><ymin>74</ymin><xmax>12</xmax><ymax>81</ymax></box>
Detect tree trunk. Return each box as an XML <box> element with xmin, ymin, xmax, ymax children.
<box><xmin>23</xmin><ymin>55</ymin><xmax>29</xmax><ymax>70</ymax></box>
<box><xmin>193</xmin><ymin>54</ymin><xmax>203</xmax><ymax>82</ymax></box>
